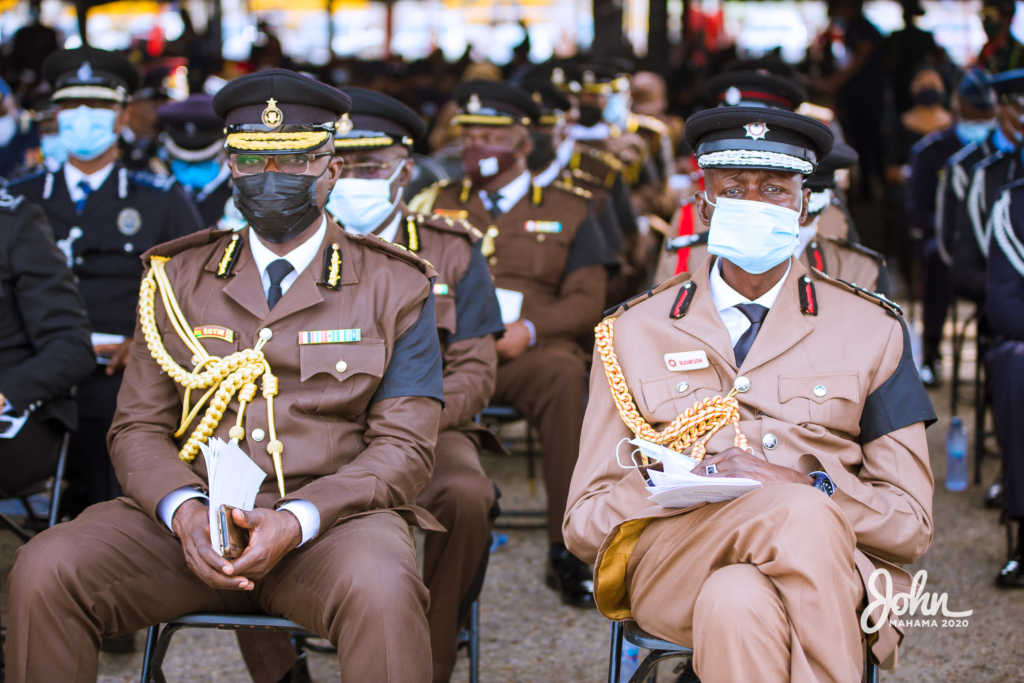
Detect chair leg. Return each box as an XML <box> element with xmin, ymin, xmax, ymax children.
<box><xmin>950</xmin><ymin>298</ymin><xmax>960</xmax><ymax>416</ymax></box>
<box><xmin>608</xmin><ymin>622</ymin><xmax>624</xmax><ymax>683</ymax></box>
<box><xmin>863</xmin><ymin>659</ymin><xmax>880</xmax><ymax>683</ymax></box>
<box><xmin>48</xmin><ymin>432</ymin><xmax>70</xmax><ymax>528</ymax></box>
<box><xmin>526</xmin><ymin>423</ymin><xmax>536</xmax><ymax>497</ymax></box>
<box><xmin>147</xmin><ymin>623</ymin><xmax>186</xmax><ymax>683</ymax></box>
<box><xmin>628</xmin><ymin>650</ymin><xmax>687</xmax><ymax>683</ymax></box>
<box><xmin>139</xmin><ymin>625</ymin><xmax>160</xmax><ymax>683</ymax></box>
<box><xmin>975</xmin><ymin>349</ymin><xmax>987</xmax><ymax>485</ymax></box>
<box><xmin>468</xmin><ymin>599</ymin><xmax>480</xmax><ymax>683</ymax></box>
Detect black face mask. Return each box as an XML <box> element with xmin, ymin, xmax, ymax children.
<box><xmin>915</xmin><ymin>88</ymin><xmax>943</xmax><ymax>107</ymax></box>
<box><xmin>527</xmin><ymin>131</ymin><xmax>556</xmax><ymax>171</ymax></box>
<box><xmin>578</xmin><ymin>104</ymin><xmax>604</xmax><ymax>128</ymax></box>
<box><xmin>232</xmin><ymin>171</ymin><xmax>324</xmax><ymax>244</ymax></box>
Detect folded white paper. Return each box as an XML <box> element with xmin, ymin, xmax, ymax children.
<box><xmin>630</xmin><ymin>438</ymin><xmax>762</xmax><ymax>507</ymax></box>
<box><xmin>199</xmin><ymin>437</ymin><xmax>267</xmax><ymax>556</ymax></box>
<box><xmin>495</xmin><ymin>288</ymin><xmax>524</xmax><ymax>324</ymax></box>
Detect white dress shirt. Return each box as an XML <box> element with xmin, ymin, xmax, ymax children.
<box><xmin>708</xmin><ymin>256</ymin><xmax>792</xmax><ymax>348</ymax></box>
<box><xmin>532</xmin><ymin>159</ymin><xmax>562</xmax><ymax>188</ymax></box>
<box><xmin>64</xmin><ymin>162</ymin><xmax>115</xmax><ymax>203</ymax></box>
<box><xmin>794</xmin><ymin>224</ymin><xmax>818</xmax><ymax>260</ymax></box>
<box><xmin>569</xmin><ymin>123</ymin><xmax>611</xmax><ymax>141</ymax></box>
<box><xmin>343</xmin><ymin>210</ymin><xmax>402</xmax><ymax>243</ymax></box>
<box><xmin>156</xmin><ymin>218</ymin><xmax>329</xmax><ymax>547</ymax></box>
<box><xmin>478</xmin><ymin>170</ymin><xmax>531</xmax><ymax>215</ymax></box>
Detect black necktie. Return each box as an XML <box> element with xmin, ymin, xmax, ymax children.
<box><xmin>486</xmin><ymin>191</ymin><xmax>503</xmax><ymax>218</ymax></box>
<box><xmin>266</xmin><ymin>259</ymin><xmax>295</xmax><ymax>310</ymax></box>
<box><xmin>733</xmin><ymin>303</ymin><xmax>768</xmax><ymax>368</ymax></box>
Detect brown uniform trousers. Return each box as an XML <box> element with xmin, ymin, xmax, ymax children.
<box><xmin>243</xmin><ymin>209</ymin><xmax>504</xmax><ymax>683</ymax></box>
<box><xmin>564</xmin><ymin>257</ymin><xmax>935</xmax><ymax>682</ymax></box>
<box><xmin>422</xmin><ymin>179</ymin><xmax>613</xmax><ymax>543</ymax></box>
<box><xmin>5</xmin><ymin>221</ymin><xmax>445</xmax><ymax>683</ymax></box>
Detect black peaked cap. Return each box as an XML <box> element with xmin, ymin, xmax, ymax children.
<box><xmin>684</xmin><ymin>107</ymin><xmax>834</xmax><ymax>170</ymax></box>
<box><xmin>212</xmin><ymin>68</ymin><xmax>350</xmax><ymax>124</ymax></box>
<box><xmin>804</xmin><ymin>140</ymin><xmax>858</xmax><ymax>190</ymax></box>
<box><xmin>339</xmin><ymin>87</ymin><xmax>427</xmax><ymax>144</ymax></box>
<box><xmin>521</xmin><ymin>79</ymin><xmax>571</xmax><ymax>113</ymax></box>
<box><xmin>705</xmin><ymin>71</ymin><xmax>807</xmax><ymax>111</ymax></box>
<box><xmin>455</xmin><ymin>80</ymin><xmax>541</xmax><ymax>123</ymax></box>
<box><xmin>990</xmin><ymin>68</ymin><xmax>1024</xmax><ymax>96</ymax></box>
<box><xmin>158</xmin><ymin>94</ymin><xmax>224</xmax><ymax>151</ymax></box>
<box><xmin>42</xmin><ymin>47</ymin><xmax>141</xmax><ymax>98</ymax></box>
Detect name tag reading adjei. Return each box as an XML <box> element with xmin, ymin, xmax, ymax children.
<box><xmin>299</xmin><ymin>329</ymin><xmax>361</xmax><ymax>344</ymax></box>
<box><xmin>524</xmin><ymin>221</ymin><xmax>562</xmax><ymax>233</ymax></box>
<box><xmin>664</xmin><ymin>351</ymin><xmax>710</xmax><ymax>372</ymax></box>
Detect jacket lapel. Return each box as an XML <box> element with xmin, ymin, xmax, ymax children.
<box><xmin>670</xmin><ymin>257</ymin><xmax>737</xmax><ymax>372</ymax></box>
<box><xmin>222</xmin><ymin>233</ymin><xmax>270</xmax><ymax>320</ymax></box>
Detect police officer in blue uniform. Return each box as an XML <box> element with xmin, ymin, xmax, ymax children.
<box><xmin>7</xmin><ymin>47</ymin><xmax>203</xmax><ymax>515</ymax></box>
<box><xmin>906</xmin><ymin>68</ymin><xmax>1001</xmax><ymax>385</ymax></box>
<box><xmin>157</xmin><ymin>93</ymin><xmax>233</xmax><ymax>229</ymax></box>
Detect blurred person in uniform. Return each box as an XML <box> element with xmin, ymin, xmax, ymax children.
<box><xmin>984</xmin><ymin>174</ymin><xmax>1024</xmax><ymax>587</ymax></box>
<box><xmin>910</xmin><ymin>67</ymin><xmax>1001</xmax><ymax>386</ymax></box>
<box><xmin>887</xmin><ymin>0</ymin><xmax>946</xmax><ymax>114</ymax></box>
<box><xmin>410</xmin><ymin>80</ymin><xmax>618</xmax><ymax>608</ymax></box>
<box><xmin>4</xmin><ymin>68</ymin><xmax>445</xmax><ymax>683</ymax></box>
<box><xmin>630</xmin><ymin>71</ymin><xmax>683</xmax><ymax>155</ymax></box>
<box><xmin>979</xmin><ymin>0</ymin><xmax>1024</xmax><ymax>74</ymax></box>
<box><xmin>120</xmin><ymin>64</ymin><xmax>172</xmax><ymax>173</ymax></box>
<box><xmin>565</xmin><ymin>105</ymin><xmax>936</xmax><ymax>682</ymax></box>
<box><xmin>156</xmin><ymin>93</ymin><xmax>233</xmax><ymax>229</ymax></box>
<box><xmin>6</xmin><ymin>48</ymin><xmax>203</xmax><ymax>523</ymax></box>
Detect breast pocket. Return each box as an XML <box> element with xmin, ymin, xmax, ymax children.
<box><xmin>532</xmin><ymin>234</ymin><xmax>572</xmax><ymax>286</ymax></box>
<box><xmin>297</xmin><ymin>339</ymin><xmax>386</xmax><ymax>417</ymax></box>
<box><xmin>639</xmin><ymin>365</ymin><xmax>723</xmax><ymax>424</ymax></box>
<box><xmin>162</xmin><ymin>326</ymin><xmax>240</xmax><ymax>368</ymax></box>
<box><xmin>778</xmin><ymin>372</ymin><xmax>861</xmax><ymax>434</ymax></box>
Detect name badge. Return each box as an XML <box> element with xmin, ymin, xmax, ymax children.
<box><xmin>524</xmin><ymin>220</ymin><xmax>562</xmax><ymax>233</ymax></box>
<box><xmin>193</xmin><ymin>326</ymin><xmax>234</xmax><ymax>343</ymax></box>
<box><xmin>433</xmin><ymin>284</ymin><xmax>449</xmax><ymax>296</ymax></box>
<box><xmin>298</xmin><ymin>329</ymin><xmax>361</xmax><ymax>344</ymax></box>
<box><xmin>664</xmin><ymin>351</ymin><xmax>709</xmax><ymax>372</ymax></box>
<box><xmin>434</xmin><ymin>209</ymin><xmax>469</xmax><ymax>220</ymax></box>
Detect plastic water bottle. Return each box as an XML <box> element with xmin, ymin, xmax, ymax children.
<box><xmin>619</xmin><ymin>642</ymin><xmax>640</xmax><ymax>680</ymax></box>
<box><xmin>945</xmin><ymin>417</ymin><xmax>968</xmax><ymax>491</ymax></box>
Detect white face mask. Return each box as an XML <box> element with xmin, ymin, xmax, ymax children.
<box><xmin>327</xmin><ymin>159</ymin><xmax>406</xmax><ymax>234</ymax></box>
<box><xmin>704</xmin><ymin>194</ymin><xmax>802</xmax><ymax>275</ymax></box>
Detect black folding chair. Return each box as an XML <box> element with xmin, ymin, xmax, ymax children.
<box><xmin>476</xmin><ymin>405</ymin><xmax>545</xmax><ymax>529</ymax></box>
<box><xmin>0</xmin><ymin>429</ymin><xmax>71</xmax><ymax>542</ymax></box>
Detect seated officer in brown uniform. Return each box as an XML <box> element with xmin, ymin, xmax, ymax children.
<box><xmin>410</xmin><ymin>80</ymin><xmax>618</xmax><ymax>607</ymax></box>
<box><xmin>4</xmin><ymin>69</ymin><xmax>445</xmax><ymax>683</ymax></box>
<box><xmin>245</xmin><ymin>86</ymin><xmax>505</xmax><ymax>683</ymax></box>
<box><xmin>564</xmin><ymin>107</ymin><xmax>936</xmax><ymax>682</ymax></box>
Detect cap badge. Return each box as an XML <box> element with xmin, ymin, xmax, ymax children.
<box><xmin>552</xmin><ymin>68</ymin><xmax>565</xmax><ymax>85</ymax></box>
<box><xmin>725</xmin><ymin>86</ymin><xmax>741</xmax><ymax>106</ymax></box>
<box><xmin>77</xmin><ymin>62</ymin><xmax>93</xmax><ymax>81</ymax></box>
<box><xmin>583</xmin><ymin>70</ymin><xmax>596</xmax><ymax>85</ymax></box>
<box><xmin>532</xmin><ymin>91</ymin><xmax>543</xmax><ymax>103</ymax></box>
<box><xmin>744</xmin><ymin>122</ymin><xmax>769</xmax><ymax>140</ymax></box>
<box><xmin>262</xmin><ymin>98</ymin><xmax>283</xmax><ymax>128</ymax></box>
<box><xmin>337</xmin><ymin>113</ymin><xmax>353</xmax><ymax>134</ymax></box>
<box><xmin>467</xmin><ymin>94</ymin><xmax>482</xmax><ymax>114</ymax></box>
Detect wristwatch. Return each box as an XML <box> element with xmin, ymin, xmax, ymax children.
<box><xmin>810</xmin><ymin>471</ymin><xmax>836</xmax><ymax>497</ymax></box>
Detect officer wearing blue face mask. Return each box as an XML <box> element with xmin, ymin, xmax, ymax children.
<box><xmin>6</xmin><ymin>47</ymin><xmax>203</xmax><ymax>527</ymax></box>
<box><xmin>156</xmin><ymin>93</ymin><xmax>233</xmax><ymax>229</ymax></box>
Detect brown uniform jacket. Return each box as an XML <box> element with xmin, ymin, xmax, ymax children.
<box><xmin>373</xmin><ymin>206</ymin><xmax>505</xmax><ymax>442</ymax></box>
<box><xmin>563</xmin><ymin>257</ymin><xmax>936</xmax><ymax>665</ymax></box>
<box><xmin>109</xmin><ymin>220</ymin><xmax>446</xmax><ymax>536</ymax></box>
<box><xmin>413</xmin><ymin>177</ymin><xmax>616</xmax><ymax>350</ymax></box>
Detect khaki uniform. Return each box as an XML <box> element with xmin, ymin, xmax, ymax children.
<box><xmin>816</xmin><ymin>200</ymin><xmax>854</xmax><ymax>240</ymax></box>
<box><xmin>6</xmin><ymin>222</ymin><xmax>445</xmax><ymax>683</ymax></box>
<box><xmin>564</xmin><ymin>257</ymin><xmax>936</xmax><ymax>682</ymax></box>
<box><xmin>414</xmin><ymin>177</ymin><xmax>615</xmax><ymax>543</ymax></box>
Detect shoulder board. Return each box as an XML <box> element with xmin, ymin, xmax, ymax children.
<box><xmin>975</xmin><ymin>149</ymin><xmax>1008</xmax><ymax>172</ymax></box>
<box><xmin>909</xmin><ymin>129</ymin><xmax>949</xmax><ymax>156</ymax></box>
<box><xmin>551</xmin><ymin>181</ymin><xmax>592</xmax><ymax>200</ymax></box>
<box><xmin>5</xmin><ymin>168</ymin><xmax>47</xmax><ymax>187</ymax></box>
<box><xmin>811</xmin><ymin>267</ymin><xmax>903</xmax><ymax>319</ymax></box>
<box><xmin>140</xmin><ymin>227</ymin><xmax>226</xmax><ymax>264</ymax></box>
<box><xmin>603</xmin><ymin>272</ymin><xmax>691</xmax><ymax>318</ymax></box>
<box><xmin>632</xmin><ymin>113</ymin><xmax>670</xmax><ymax>138</ymax></box>
<box><xmin>0</xmin><ymin>189</ymin><xmax>27</xmax><ymax>214</ymax></box>
<box><xmin>351</xmin><ymin>232</ymin><xmax>438</xmax><ymax>279</ymax></box>
<box><xmin>580</xmin><ymin>145</ymin><xmax>626</xmax><ymax>173</ymax></box>
<box><xmin>997</xmin><ymin>176</ymin><xmax>1024</xmax><ymax>197</ymax></box>
<box><xmin>569</xmin><ymin>167</ymin><xmax>605</xmax><ymax>188</ymax></box>
<box><xmin>947</xmin><ymin>142</ymin><xmax>981</xmax><ymax>169</ymax></box>
<box><xmin>414</xmin><ymin>211</ymin><xmax>481</xmax><ymax>242</ymax></box>
<box><xmin>822</xmin><ymin>234</ymin><xmax>887</xmax><ymax>266</ymax></box>
<box><xmin>129</xmin><ymin>170</ymin><xmax>176</xmax><ymax>192</ymax></box>
<box><xmin>408</xmin><ymin>180</ymin><xmax>447</xmax><ymax>214</ymax></box>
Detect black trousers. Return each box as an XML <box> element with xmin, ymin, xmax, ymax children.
<box><xmin>921</xmin><ymin>237</ymin><xmax>950</xmax><ymax>358</ymax></box>
<box><xmin>64</xmin><ymin>367</ymin><xmax>123</xmax><ymax>515</ymax></box>
<box><xmin>0</xmin><ymin>413</ymin><xmax>63</xmax><ymax>497</ymax></box>
<box><xmin>987</xmin><ymin>339</ymin><xmax>1024</xmax><ymax>520</ymax></box>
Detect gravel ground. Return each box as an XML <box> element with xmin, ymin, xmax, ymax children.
<box><xmin>1</xmin><ymin>313</ymin><xmax>1022</xmax><ymax>682</ymax></box>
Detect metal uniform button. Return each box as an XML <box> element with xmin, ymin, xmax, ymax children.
<box><xmin>763</xmin><ymin>433</ymin><xmax>778</xmax><ymax>450</ymax></box>
<box><xmin>734</xmin><ymin>376</ymin><xmax>751</xmax><ymax>393</ymax></box>
<box><xmin>336</xmin><ymin>360</ymin><xmax>348</xmax><ymax>373</ymax></box>
<box><xmin>124</xmin><ymin>242</ymin><xmax>134</xmax><ymax>253</ymax></box>
<box><xmin>259</xmin><ymin>328</ymin><xmax>273</xmax><ymax>341</ymax></box>
<box><xmin>676</xmin><ymin>381</ymin><xmax>689</xmax><ymax>393</ymax></box>
<box><xmin>191</xmin><ymin>355</ymin><xmax>202</xmax><ymax>366</ymax></box>
<box><xmin>488</xmin><ymin>257</ymin><xmax>498</xmax><ymax>266</ymax></box>
<box><xmin>813</xmin><ymin>385</ymin><xmax>827</xmax><ymax>397</ymax></box>
<box><xmin>74</xmin><ymin>256</ymin><xmax>84</xmax><ymax>265</ymax></box>
<box><xmin>252</xmin><ymin>428</ymin><xmax>266</xmax><ymax>442</ymax></box>
<box><xmin>537</xmin><ymin>234</ymin><xmax>546</xmax><ymax>243</ymax></box>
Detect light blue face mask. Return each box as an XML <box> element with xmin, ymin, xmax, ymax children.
<box><xmin>955</xmin><ymin>120</ymin><xmax>996</xmax><ymax>146</ymax></box>
<box><xmin>170</xmin><ymin>158</ymin><xmax>222</xmax><ymax>190</ymax></box>
<box><xmin>705</xmin><ymin>194</ymin><xmax>802</xmax><ymax>275</ymax></box>
<box><xmin>39</xmin><ymin>133</ymin><xmax>69</xmax><ymax>166</ymax></box>
<box><xmin>326</xmin><ymin>159</ymin><xmax>405</xmax><ymax>235</ymax></box>
<box><xmin>603</xmin><ymin>93</ymin><xmax>630</xmax><ymax>127</ymax></box>
<box><xmin>57</xmin><ymin>106</ymin><xmax>118</xmax><ymax>161</ymax></box>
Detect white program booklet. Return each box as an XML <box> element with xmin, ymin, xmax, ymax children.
<box><xmin>628</xmin><ymin>438</ymin><xmax>761</xmax><ymax>507</ymax></box>
<box><xmin>494</xmin><ymin>288</ymin><xmax>524</xmax><ymax>324</ymax></box>
<box><xmin>199</xmin><ymin>437</ymin><xmax>267</xmax><ymax>556</ymax></box>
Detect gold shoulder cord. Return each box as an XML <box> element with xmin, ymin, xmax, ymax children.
<box><xmin>595</xmin><ymin>317</ymin><xmax>748</xmax><ymax>464</ymax></box>
<box><xmin>140</xmin><ymin>256</ymin><xmax>287</xmax><ymax>497</ymax></box>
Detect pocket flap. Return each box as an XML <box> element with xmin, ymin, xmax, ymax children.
<box><xmin>778</xmin><ymin>372</ymin><xmax>860</xmax><ymax>405</ymax></box>
<box><xmin>300</xmin><ymin>339</ymin><xmax>386</xmax><ymax>382</ymax></box>
<box><xmin>640</xmin><ymin>366</ymin><xmax>723</xmax><ymax>414</ymax></box>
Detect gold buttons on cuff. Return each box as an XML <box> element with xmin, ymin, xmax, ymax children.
<box><xmin>813</xmin><ymin>385</ymin><xmax>827</xmax><ymax>397</ymax></box>
<box><xmin>676</xmin><ymin>381</ymin><xmax>689</xmax><ymax>393</ymax></box>
<box><xmin>336</xmin><ymin>360</ymin><xmax>348</xmax><ymax>373</ymax></box>
<box><xmin>734</xmin><ymin>376</ymin><xmax>751</xmax><ymax>393</ymax></box>
<box><xmin>252</xmin><ymin>428</ymin><xmax>266</xmax><ymax>442</ymax></box>
<box><xmin>259</xmin><ymin>328</ymin><xmax>273</xmax><ymax>341</ymax></box>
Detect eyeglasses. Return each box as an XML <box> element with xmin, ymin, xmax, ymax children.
<box><xmin>229</xmin><ymin>153</ymin><xmax>332</xmax><ymax>176</ymax></box>
<box><xmin>340</xmin><ymin>157</ymin><xmax>405</xmax><ymax>180</ymax></box>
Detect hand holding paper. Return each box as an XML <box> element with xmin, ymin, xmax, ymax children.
<box><xmin>627</xmin><ymin>438</ymin><xmax>762</xmax><ymax>507</ymax></box>
<box><xmin>199</xmin><ymin>437</ymin><xmax>267</xmax><ymax>557</ymax></box>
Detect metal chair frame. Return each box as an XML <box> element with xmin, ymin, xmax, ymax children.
<box><xmin>607</xmin><ymin>620</ymin><xmax>880</xmax><ymax>683</ymax></box>
<box><xmin>0</xmin><ymin>430</ymin><xmax>70</xmax><ymax>542</ymax></box>
<box><xmin>477</xmin><ymin>405</ymin><xmax>546</xmax><ymax>529</ymax></box>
